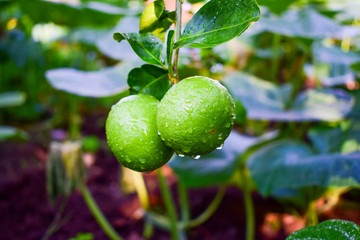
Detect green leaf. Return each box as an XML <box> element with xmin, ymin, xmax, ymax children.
<box><xmin>141</xmin><ymin>11</ymin><xmax>174</xmax><ymax>42</ymax></box>
<box><xmin>46</xmin><ymin>60</ymin><xmax>141</xmax><ymax>97</ymax></box>
<box><xmin>139</xmin><ymin>0</ymin><xmax>165</xmax><ymax>31</ymax></box>
<box><xmin>249</xmin><ymin>8</ymin><xmax>359</xmax><ymax>39</ymax></box>
<box><xmin>257</xmin><ymin>0</ymin><xmax>297</xmax><ymax>15</ymax></box>
<box><xmin>166</xmin><ymin>30</ymin><xmax>175</xmax><ymax>67</ymax></box>
<box><xmin>223</xmin><ymin>72</ymin><xmax>354</xmax><ymax>121</ymax></box>
<box><xmin>169</xmin><ymin>131</ymin><xmax>264</xmax><ymax>188</ymax></box>
<box><xmin>351</xmin><ymin>62</ymin><xmax>360</xmax><ymax>72</ymax></box>
<box><xmin>0</xmin><ymin>126</ymin><xmax>28</xmax><ymax>141</ymax></box>
<box><xmin>0</xmin><ymin>92</ymin><xmax>26</xmax><ymax>108</ymax></box>
<box><xmin>16</xmin><ymin>0</ymin><xmax>132</xmax><ymax>28</ymax></box>
<box><xmin>308</xmin><ymin>121</ymin><xmax>360</xmax><ymax>154</ymax></box>
<box><xmin>286</xmin><ymin>219</ymin><xmax>360</xmax><ymax>240</ymax></box>
<box><xmin>114</xmin><ymin>32</ymin><xmax>165</xmax><ymax>67</ymax></box>
<box><xmin>247</xmin><ymin>141</ymin><xmax>360</xmax><ymax>196</ymax></box>
<box><xmin>127</xmin><ymin>64</ymin><xmax>171</xmax><ymax>100</ymax></box>
<box><xmin>174</xmin><ymin>0</ymin><xmax>260</xmax><ymax>48</ymax></box>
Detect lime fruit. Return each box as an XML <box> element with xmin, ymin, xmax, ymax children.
<box><xmin>157</xmin><ymin>76</ymin><xmax>236</xmax><ymax>156</ymax></box>
<box><xmin>106</xmin><ymin>94</ymin><xmax>174</xmax><ymax>172</ymax></box>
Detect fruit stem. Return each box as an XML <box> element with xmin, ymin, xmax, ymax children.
<box><xmin>79</xmin><ymin>184</ymin><xmax>123</xmax><ymax>240</ymax></box>
<box><xmin>157</xmin><ymin>168</ymin><xmax>181</xmax><ymax>240</ymax></box>
<box><xmin>174</xmin><ymin>0</ymin><xmax>182</xmax><ymax>83</ymax></box>
<box><xmin>178</xmin><ymin>180</ymin><xmax>190</xmax><ymax>225</ymax></box>
<box><xmin>240</xmin><ymin>166</ymin><xmax>255</xmax><ymax>240</ymax></box>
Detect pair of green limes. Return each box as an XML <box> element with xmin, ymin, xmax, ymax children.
<box><xmin>106</xmin><ymin>76</ymin><xmax>236</xmax><ymax>172</ymax></box>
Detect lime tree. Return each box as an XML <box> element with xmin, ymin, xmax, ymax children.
<box><xmin>106</xmin><ymin>94</ymin><xmax>174</xmax><ymax>172</ymax></box>
<box><xmin>157</xmin><ymin>76</ymin><xmax>236</xmax><ymax>157</ymax></box>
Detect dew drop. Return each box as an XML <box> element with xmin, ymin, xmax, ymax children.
<box><xmin>191</xmin><ymin>155</ymin><xmax>201</xmax><ymax>160</ymax></box>
<box><xmin>140</xmin><ymin>159</ymin><xmax>145</xmax><ymax>163</ymax></box>
<box><xmin>157</xmin><ymin>130</ymin><xmax>161</xmax><ymax>136</ymax></box>
<box><xmin>178</xmin><ymin>153</ymin><xmax>185</xmax><ymax>157</ymax></box>
<box><xmin>217</xmin><ymin>144</ymin><xmax>224</xmax><ymax>150</ymax></box>
<box><xmin>225</xmin><ymin>122</ymin><xmax>231</xmax><ymax>128</ymax></box>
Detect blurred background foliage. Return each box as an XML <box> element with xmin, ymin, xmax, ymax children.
<box><xmin>1</xmin><ymin>0</ymin><xmax>360</xmax><ymax>238</ymax></box>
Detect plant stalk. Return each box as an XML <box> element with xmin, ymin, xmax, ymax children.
<box><xmin>186</xmin><ymin>186</ymin><xmax>226</xmax><ymax>229</ymax></box>
<box><xmin>79</xmin><ymin>184</ymin><xmax>123</xmax><ymax>240</ymax></box>
<box><xmin>174</xmin><ymin>0</ymin><xmax>182</xmax><ymax>82</ymax></box>
<box><xmin>157</xmin><ymin>168</ymin><xmax>180</xmax><ymax>240</ymax></box>
<box><xmin>178</xmin><ymin>180</ymin><xmax>190</xmax><ymax>225</ymax></box>
<box><xmin>240</xmin><ymin>166</ymin><xmax>255</xmax><ymax>240</ymax></box>
<box><xmin>132</xmin><ymin>171</ymin><xmax>150</xmax><ymax>210</ymax></box>
<box><xmin>306</xmin><ymin>200</ymin><xmax>318</xmax><ymax>226</ymax></box>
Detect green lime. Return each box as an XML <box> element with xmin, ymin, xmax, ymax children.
<box><xmin>106</xmin><ymin>94</ymin><xmax>174</xmax><ymax>172</ymax></box>
<box><xmin>157</xmin><ymin>76</ymin><xmax>236</xmax><ymax>156</ymax></box>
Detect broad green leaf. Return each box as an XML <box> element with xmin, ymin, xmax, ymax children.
<box><xmin>0</xmin><ymin>126</ymin><xmax>28</xmax><ymax>141</ymax></box>
<box><xmin>140</xmin><ymin>0</ymin><xmax>165</xmax><ymax>30</ymax></box>
<box><xmin>257</xmin><ymin>0</ymin><xmax>297</xmax><ymax>15</ymax></box>
<box><xmin>223</xmin><ymin>72</ymin><xmax>354</xmax><ymax>121</ymax></box>
<box><xmin>312</xmin><ymin>42</ymin><xmax>360</xmax><ymax>65</ymax></box>
<box><xmin>247</xmin><ymin>141</ymin><xmax>360</xmax><ymax>196</ymax></box>
<box><xmin>248</xmin><ymin>8</ymin><xmax>359</xmax><ymax>39</ymax></box>
<box><xmin>46</xmin><ymin>60</ymin><xmax>141</xmax><ymax>97</ymax></box>
<box><xmin>114</xmin><ymin>32</ymin><xmax>165</xmax><ymax>67</ymax></box>
<box><xmin>174</xmin><ymin>0</ymin><xmax>260</xmax><ymax>48</ymax></box>
<box><xmin>286</xmin><ymin>219</ymin><xmax>360</xmax><ymax>240</ymax></box>
<box><xmin>127</xmin><ymin>64</ymin><xmax>171</xmax><ymax>100</ymax></box>
<box><xmin>0</xmin><ymin>92</ymin><xmax>26</xmax><ymax>108</ymax></box>
<box><xmin>308</xmin><ymin>121</ymin><xmax>360</xmax><ymax>154</ymax></box>
<box><xmin>169</xmin><ymin>131</ymin><xmax>275</xmax><ymax>188</ymax></box>
<box><xmin>16</xmin><ymin>0</ymin><xmax>132</xmax><ymax>28</ymax></box>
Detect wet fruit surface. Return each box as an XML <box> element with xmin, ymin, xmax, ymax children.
<box><xmin>106</xmin><ymin>94</ymin><xmax>174</xmax><ymax>172</ymax></box>
<box><xmin>157</xmin><ymin>76</ymin><xmax>236</xmax><ymax>156</ymax></box>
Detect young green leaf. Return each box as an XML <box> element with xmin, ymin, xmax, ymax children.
<box><xmin>174</xmin><ymin>0</ymin><xmax>260</xmax><ymax>48</ymax></box>
<box><xmin>127</xmin><ymin>64</ymin><xmax>171</xmax><ymax>100</ymax></box>
<box><xmin>139</xmin><ymin>0</ymin><xmax>165</xmax><ymax>31</ymax></box>
<box><xmin>286</xmin><ymin>219</ymin><xmax>360</xmax><ymax>240</ymax></box>
<box><xmin>166</xmin><ymin>30</ymin><xmax>175</xmax><ymax>67</ymax></box>
<box><xmin>114</xmin><ymin>32</ymin><xmax>165</xmax><ymax>67</ymax></box>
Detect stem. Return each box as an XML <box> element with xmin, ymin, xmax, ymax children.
<box><xmin>186</xmin><ymin>186</ymin><xmax>226</xmax><ymax>229</ymax></box>
<box><xmin>174</xmin><ymin>0</ymin><xmax>182</xmax><ymax>82</ymax></box>
<box><xmin>131</xmin><ymin>171</ymin><xmax>153</xmax><ymax>239</ymax></box>
<box><xmin>306</xmin><ymin>200</ymin><xmax>318</xmax><ymax>226</ymax></box>
<box><xmin>240</xmin><ymin>166</ymin><xmax>255</xmax><ymax>240</ymax></box>
<box><xmin>41</xmin><ymin>196</ymin><xmax>69</xmax><ymax>240</ymax></box>
<box><xmin>270</xmin><ymin>34</ymin><xmax>281</xmax><ymax>84</ymax></box>
<box><xmin>157</xmin><ymin>168</ymin><xmax>180</xmax><ymax>240</ymax></box>
<box><xmin>178</xmin><ymin>180</ymin><xmax>190</xmax><ymax>225</ymax></box>
<box><xmin>79</xmin><ymin>184</ymin><xmax>123</xmax><ymax>240</ymax></box>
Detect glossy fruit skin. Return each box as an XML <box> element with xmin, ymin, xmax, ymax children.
<box><xmin>106</xmin><ymin>94</ymin><xmax>174</xmax><ymax>172</ymax></box>
<box><xmin>157</xmin><ymin>76</ymin><xmax>235</xmax><ymax>156</ymax></box>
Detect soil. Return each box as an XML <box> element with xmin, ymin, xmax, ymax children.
<box><xmin>1</xmin><ymin>116</ymin><xmax>359</xmax><ymax>240</ymax></box>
